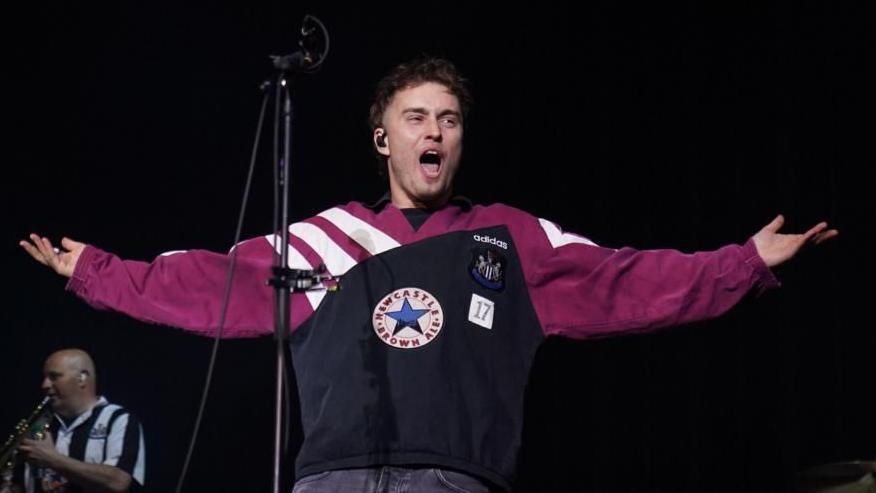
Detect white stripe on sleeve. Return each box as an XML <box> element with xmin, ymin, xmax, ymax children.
<box><xmin>288</xmin><ymin>222</ymin><xmax>358</xmax><ymax>276</ymax></box>
<box><xmin>538</xmin><ymin>218</ymin><xmax>598</xmax><ymax>248</ymax></box>
<box><xmin>317</xmin><ymin>207</ymin><xmax>401</xmax><ymax>255</ymax></box>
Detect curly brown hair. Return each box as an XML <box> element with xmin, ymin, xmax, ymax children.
<box><xmin>369</xmin><ymin>57</ymin><xmax>473</xmax><ymax>175</ymax></box>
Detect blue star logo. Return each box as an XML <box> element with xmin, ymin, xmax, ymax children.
<box><xmin>385</xmin><ymin>298</ymin><xmax>429</xmax><ymax>335</ymax></box>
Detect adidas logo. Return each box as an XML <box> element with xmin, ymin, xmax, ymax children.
<box><xmin>473</xmin><ymin>234</ymin><xmax>508</xmax><ymax>250</ymax></box>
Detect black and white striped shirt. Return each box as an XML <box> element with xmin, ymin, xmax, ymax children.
<box><xmin>25</xmin><ymin>396</ymin><xmax>145</xmax><ymax>493</ymax></box>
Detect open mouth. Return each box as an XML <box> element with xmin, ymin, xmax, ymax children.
<box><xmin>419</xmin><ymin>150</ymin><xmax>441</xmax><ymax>176</ymax></box>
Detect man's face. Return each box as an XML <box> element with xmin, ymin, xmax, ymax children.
<box><xmin>41</xmin><ymin>354</ymin><xmax>83</xmax><ymax>416</ymax></box>
<box><xmin>377</xmin><ymin>82</ymin><xmax>463</xmax><ymax>209</ymax></box>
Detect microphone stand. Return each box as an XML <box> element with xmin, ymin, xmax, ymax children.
<box><xmin>264</xmin><ymin>15</ymin><xmax>330</xmax><ymax>493</ymax></box>
<box><xmin>270</xmin><ymin>74</ymin><xmax>293</xmax><ymax>493</ymax></box>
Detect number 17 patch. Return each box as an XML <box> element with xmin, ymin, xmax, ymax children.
<box><xmin>468</xmin><ymin>293</ymin><xmax>495</xmax><ymax>330</ymax></box>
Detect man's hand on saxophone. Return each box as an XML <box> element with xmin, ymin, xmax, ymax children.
<box><xmin>17</xmin><ymin>432</ymin><xmax>58</xmax><ymax>469</ymax></box>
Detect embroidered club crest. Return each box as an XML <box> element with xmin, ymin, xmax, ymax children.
<box><xmin>89</xmin><ymin>423</ymin><xmax>108</xmax><ymax>439</ymax></box>
<box><xmin>469</xmin><ymin>247</ymin><xmax>506</xmax><ymax>290</ymax></box>
<box><xmin>372</xmin><ymin>287</ymin><xmax>444</xmax><ymax>349</ymax></box>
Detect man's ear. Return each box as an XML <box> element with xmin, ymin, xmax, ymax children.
<box><xmin>374</xmin><ymin>128</ymin><xmax>390</xmax><ymax>156</ymax></box>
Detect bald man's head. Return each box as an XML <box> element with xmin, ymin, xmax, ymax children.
<box><xmin>42</xmin><ymin>348</ymin><xmax>99</xmax><ymax>417</ymax></box>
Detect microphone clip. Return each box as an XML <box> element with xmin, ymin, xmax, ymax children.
<box><xmin>268</xmin><ymin>265</ymin><xmax>340</xmax><ymax>293</ymax></box>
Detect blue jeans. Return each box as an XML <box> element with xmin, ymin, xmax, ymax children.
<box><xmin>291</xmin><ymin>467</ymin><xmax>494</xmax><ymax>493</ymax></box>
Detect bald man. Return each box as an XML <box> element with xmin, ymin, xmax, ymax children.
<box><xmin>16</xmin><ymin>350</ymin><xmax>144</xmax><ymax>493</ymax></box>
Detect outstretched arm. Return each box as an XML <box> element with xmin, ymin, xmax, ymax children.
<box><xmin>19</xmin><ymin>233</ymin><xmax>290</xmax><ymax>337</ymax></box>
<box><xmin>751</xmin><ymin>215</ymin><xmax>838</xmax><ymax>268</ymax></box>
<box><xmin>521</xmin><ymin>211</ymin><xmax>838</xmax><ymax>340</ymax></box>
<box><xmin>19</xmin><ymin>234</ymin><xmax>86</xmax><ymax>278</ymax></box>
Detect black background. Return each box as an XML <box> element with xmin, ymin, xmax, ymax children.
<box><xmin>3</xmin><ymin>3</ymin><xmax>873</xmax><ymax>492</ymax></box>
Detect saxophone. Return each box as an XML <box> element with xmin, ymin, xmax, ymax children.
<box><xmin>0</xmin><ymin>396</ymin><xmax>52</xmax><ymax>478</ymax></box>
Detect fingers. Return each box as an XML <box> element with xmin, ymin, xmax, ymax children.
<box><xmin>801</xmin><ymin>222</ymin><xmax>840</xmax><ymax>246</ymax></box>
<box><xmin>20</xmin><ymin>233</ymin><xmax>64</xmax><ymax>270</ymax></box>
<box><xmin>764</xmin><ymin>214</ymin><xmax>785</xmax><ymax>233</ymax></box>
<box><xmin>793</xmin><ymin>221</ymin><xmax>839</xmax><ymax>252</ymax></box>
<box><xmin>21</xmin><ymin>233</ymin><xmax>82</xmax><ymax>278</ymax></box>
<box><xmin>20</xmin><ymin>234</ymin><xmax>55</xmax><ymax>264</ymax></box>
<box><xmin>19</xmin><ymin>239</ymin><xmax>50</xmax><ymax>266</ymax></box>
<box><xmin>61</xmin><ymin>236</ymin><xmax>84</xmax><ymax>251</ymax></box>
<box><xmin>37</xmin><ymin>235</ymin><xmax>59</xmax><ymax>268</ymax></box>
<box><xmin>36</xmin><ymin>235</ymin><xmax>54</xmax><ymax>256</ymax></box>
<box><xmin>801</xmin><ymin>222</ymin><xmax>828</xmax><ymax>243</ymax></box>
<box><xmin>813</xmin><ymin>228</ymin><xmax>839</xmax><ymax>245</ymax></box>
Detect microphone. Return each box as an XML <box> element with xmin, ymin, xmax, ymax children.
<box><xmin>270</xmin><ymin>15</ymin><xmax>329</xmax><ymax>74</ymax></box>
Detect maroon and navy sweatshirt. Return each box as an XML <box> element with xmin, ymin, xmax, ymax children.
<box><xmin>66</xmin><ymin>198</ymin><xmax>778</xmax><ymax>490</ymax></box>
